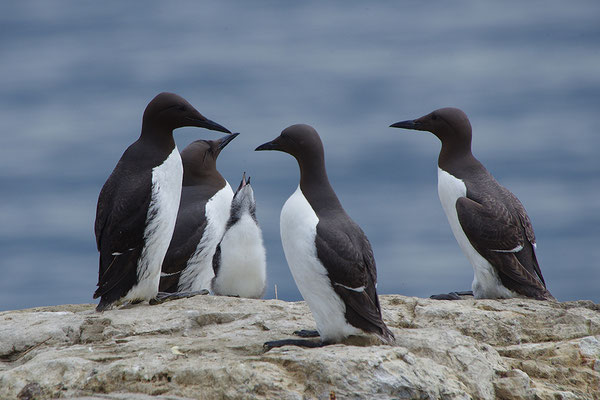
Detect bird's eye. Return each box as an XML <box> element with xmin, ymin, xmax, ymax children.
<box><xmin>431</xmin><ymin>114</ymin><xmax>438</xmax><ymax>121</ymax></box>
<box><xmin>178</xmin><ymin>105</ymin><xmax>186</xmax><ymax>112</ymax></box>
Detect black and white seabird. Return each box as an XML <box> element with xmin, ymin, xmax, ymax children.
<box><xmin>390</xmin><ymin>108</ymin><xmax>554</xmax><ymax>301</ymax></box>
<box><xmin>256</xmin><ymin>124</ymin><xmax>395</xmax><ymax>349</ymax></box>
<box><xmin>211</xmin><ymin>173</ymin><xmax>267</xmax><ymax>298</ymax></box>
<box><xmin>94</xmin><ymin>92</ymin><xmax>231</xmax><ymax>312</ymax></box>
<box><xmin>158</xmin><ymin>133</ymin><xmax>239</xmax><ymax>298</ymax></box>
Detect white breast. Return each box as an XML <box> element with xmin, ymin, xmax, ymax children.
<box><xmin>125</xmin><ymin>148</ymin><xmax>183</xmax><ymax>302</ymax></box>
<box><xmin>437</xmin><ymin>168</ymin><xmax>518</xmax><ymax>299</ymax></box>
<box><xmin>280</xmin><ymin>186</ymin><xmax>361</xmax><ymax>342</ymax></box>
<box><xmin>211</xmin><ymin>213</ymin><xmax>267</xmax><ymax>298</ymax></box>
<box><xmin>178</xmin><ymin>182</ymin><xmax>234</xmax><ymax>292</ymax></box>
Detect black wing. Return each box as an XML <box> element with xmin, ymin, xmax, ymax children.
<box><xmin>94</xmin><ymin>165</ymin><xmax>152</xmax><ymax>307</ymax></box>
<box><xmin>456</xmin><ymin>189</ymin><xmax>551</xmax><ymax>299</ymax></box>
<box><xmin>159</xmin><ymin>187</ymin><xmax>209</xmax><ymax>292</ymax></box>
<box><xmin>315</xmin><ymin>214</ymin><xmax>394</xmax><ymax>342</ymax></box>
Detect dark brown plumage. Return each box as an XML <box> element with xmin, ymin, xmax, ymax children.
<box><xmin>391</xmin><ymin>108</ymin><xmax>553</xmax><ymax>301</ymax></box>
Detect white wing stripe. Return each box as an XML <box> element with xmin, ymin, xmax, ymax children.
<box><xmin>492</xmin><ymin>245</ymin><xmax>523</xmax><ymax>253</ymax></box>
<box><xmin>334</xmin><ymin>282</ymin><xmax>366</xmax><ymax>292</ymax></box>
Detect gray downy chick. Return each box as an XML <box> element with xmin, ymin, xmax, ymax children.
<box><xmin>211</xmin><ymin>173</ymin><xmax>267</xmax><ymax>298</ymax></box>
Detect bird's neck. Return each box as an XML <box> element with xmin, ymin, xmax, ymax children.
<box><xmin>438</xmin><ymin>141</ymin><xmax>481</xmax><ymax>177</ymax></box>
<box><xmin>139</xmin><ymin>125</ymin><xmax>176</xmax><ymax>154</ymax></box>
<box><xmin>298</xmin><ymin>154</ymin><xmax>343</xmax><ymax>213</ymax></box>
<box><xmin>183</xmin><ymin>168</ymin><xmax>225</xmax><ymax>188</ymax></box>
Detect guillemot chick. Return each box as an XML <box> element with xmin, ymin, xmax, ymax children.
<box><xmin>211</xmin><ymin>173</ymin><xmax>267</xmax><ymax>299</ymax></box>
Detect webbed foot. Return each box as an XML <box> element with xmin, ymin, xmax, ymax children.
<box><xmin>263</xmin><ymin>338</ymin><xmax>330</xmax><ymax>352</ymax></box>
<box><xmin>150</xmin><ymin>290</ymin><xmax>210</xmax><ymax>305</ymax></box>
<box><xmin>430</xmin><ymin>290</ymin><xmax>474</xmax><ymax>300</ymax></box>
<box><xmin>293</xmin><ymin>329</ymin><xmax>320</xmax><ymax>338</ymax></box>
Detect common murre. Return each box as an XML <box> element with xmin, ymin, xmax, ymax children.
<box><xmin>94</xmin><ymin>92</ymin><xmax>231</xmax><ymax>311</ymax></box>
<box><xmin>391</xmin><ymin>107</ymin><xmax>553</xmax><ymax>301</ymax></box>
<box><xmin>256</xmin><ymin>124</ymin><xmax>395</xmax><ymax>349</ymax></box>
<box><xmin>157</xmin><ymin>133</ymin><xmax>239</xmax><ymax>301</ymax></box>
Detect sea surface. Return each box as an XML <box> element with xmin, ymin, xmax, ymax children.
<box><xmin>1</xmin><ymin>1</ymin><xmax>599</xmax><ymax>311</ymax></box>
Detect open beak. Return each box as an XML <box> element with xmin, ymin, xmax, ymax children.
<box><xmin>235</xmin><ymin>172</ymin><xmax>252</xmax><ymax>195</ymax></box>
<box><xmin>237</xmin><ymin>172</ymin><xmax>248</xmax><ymax>191</ymax></box>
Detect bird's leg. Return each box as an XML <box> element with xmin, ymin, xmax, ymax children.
<box><xmin>454</xmin><ymin>290</ymin><xmax>474</xmax><ymax>296</ymax></box>
<box><xmin>263</xmin><ymin>338</ymin><xmax>332</xmax><ymax>351</ymax></box>
<box><xmin>150</xmin><ymin>290</ymin><xmax>210</xmax><ymax>305</ymax></box>
<box><xmin>293</xmin><ymin>329</ymin><xmax>320</xmax><ymax>338</ymax></box>
<box><xmin>430</xmin><ymin>290</ymin><xmax>474</xmax><ymax>300</ymax></box>
<box><xmin>119</xmin><ymin>299</ymin><xmax>144</xmax><ymax>309</ymax></box>
<box><xmin>263</xmin><ymin>329</ymin><xmax>328</xmax><ymax>351</ymax></box>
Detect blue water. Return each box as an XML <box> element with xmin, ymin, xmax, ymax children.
<box><xmin>1</xmin><ymin>1</ymin><xmax>599</xmax><ymax>311</ymax></box>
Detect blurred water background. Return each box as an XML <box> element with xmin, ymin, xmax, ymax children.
<box><xmin>1</xmin><ymin>1</ymin><xmax>599</xmax><ymax>311</ymax></box>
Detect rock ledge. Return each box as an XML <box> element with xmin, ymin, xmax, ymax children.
<box><xmin>1</xmin><ymin>295</ymin><xmax>599</xmax><ymax>399</ymax></box>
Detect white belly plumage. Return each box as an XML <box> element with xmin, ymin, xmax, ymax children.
<box><xmin>280</xmin><ymin>186</ymin><xmax>361</xmax><ymax>342</ymax></box>
<box><xmin>211</xmin><ymin>213</ymin><xmax>267</xmax><ymax>298</ymax></box>
<box><xmin>179</xmin><ymin>182</ymin><xmax>234</xmax><ymax>292</ymax></box>
<box><xmin>125</xmin><ymin>148</ymin><xmax>183</xmax><ymax>302</ymax></box>
<box><xmin>437</xmin><ymin>168</ymin><xmax>518</xmax><ymax>299</ymax></box>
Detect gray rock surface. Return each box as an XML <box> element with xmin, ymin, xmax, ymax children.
<box><xmin>1</xmin><ymin>295</ymin><xmax>599</xmax><ymax>399</ymax></box>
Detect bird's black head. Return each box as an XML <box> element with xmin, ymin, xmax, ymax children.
<box><xmin>390</xmin><ymin>107</ymin><xmax>472</xmax><ymax>145</ymax></box>
<box><xmin>142</xmin><ymin>92</ymin><xmax>231</xmax><ymax>135</ymax></box>
<box><xmin>255</xmin><ymin>124</ymin><xmax>324</xmax><ymax>163</ymax></box>
<box><xmin>180</xmin><ymin>133</ymin><xmax>239</xmax><ymax>185</ymax></box>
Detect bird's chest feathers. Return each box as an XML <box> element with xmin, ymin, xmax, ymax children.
<box><xmin>280</xmin><ymin>186</ymin><xmax>320</xmax><ymax>267</ymax></box>
<box><xmin>437</xmin><ymin>168</ymin><xmax>467</xmax><ymax>215</ymax></box>
<box><xmin>279</xmin><ymin>186</ymin><xmax>361</xmax><ymax>341</ymax></box>
<box><xmin>148</xmin><ymin>148</ymin><xmax>183</xmax><ymax>224</ymax></box>
<box><xmin>196</xmin><ymin>182</ymin><xmax>234</xmax><ymax>258</ymax></box>
<box><xmin>205</xmin><ymin>183</ymin><xmax>234</xmax><ymax>234</ymax></box>
<box><xmin>129</xmin><ymin>147</ymin><xmax>182</xmax><ymax>299</ymax></box>
<box><xmin>437</xmin><ymin>168</ymin><xmax>477</xmax><ymax>261</ymax></box>
<box><xmin>178</xmin><ymin>182</ymin><xmax>233</xmax><ymax>292</ymax></box>
<box><xmin>142</xmin><ymin>147</ymin><xmax>183</xmax><ymax>261</ymax></box>
<box><xmin>280</xmin><ymin>186</ymin><xmax>332</xmax><ymax>293</ymax></box>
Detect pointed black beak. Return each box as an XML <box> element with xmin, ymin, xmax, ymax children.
<box><xmin>187</xmin><ymin>117</ymin><xmax>232</xmax><ymax>134</ymax></box>
<box><xmin>390</xmin><ymin>120</ymin><xmax>423</xmax><ymax>131</ymax></box>
<box><xmin>255</xmin><ymin>140</ymin><xmax>278</xmax><ymax>151</ymax></box>
<box><xmin>217</xmin><ymin>132</ymin><xmax>239</xmax><ymax>151</ymax></box>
